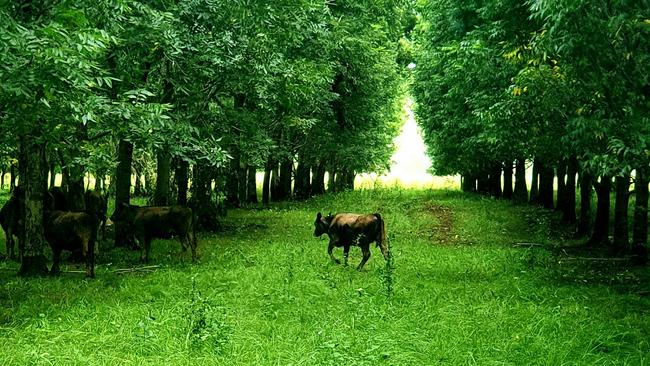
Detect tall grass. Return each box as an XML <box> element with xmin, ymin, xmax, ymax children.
<box><xmin>0</xmin><ymin>188</ymin><xmax>648</xmax><ymax>365</ymax></box>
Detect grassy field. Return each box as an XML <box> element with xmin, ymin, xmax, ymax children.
<box><xmin>0</xmin><ymin>188</ymin><xmax>649</xmax><ymax>365</ymax></box>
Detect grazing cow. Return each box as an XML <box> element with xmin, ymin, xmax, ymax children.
<box><xmin>313</xmin><ymin>212</ymin><xmax>389</xmax><ymax>270</ymax></box>
<box><xmin>0</xmin><ymin>187</ymin><xmax>24</xmax><ymax>259</ymax></box>
<box><xmin>44</xmin><ymin>210</ymin><xmax>98</xmax><ymax>278</ymax></box>
<box><xmin>84</xmin><ymin>190</ymin><xmax>107</xmax><ymax>239</ymax></box>
<box><xmin>111</xmin><ymin>204</ymin><xmax>197</xmax><ymax>263</ymax></box>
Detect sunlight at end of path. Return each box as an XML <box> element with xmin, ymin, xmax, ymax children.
<box><xmin>356</xmin><ymin>98</ymin><xmax>460</xmax><ymax>190</ymax></box>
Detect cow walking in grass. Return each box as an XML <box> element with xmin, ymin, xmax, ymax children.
<box><xmin>0</xmin><ymin>186</ymin><xmax>23</xmax><ymax>260</ymax></box>
<box><xmin>111</xmin><ymin>204</ymin><xmax>198</xmax><ymax>263</ymax></box>
<box><xmin>45</xmin><ymin>211</ymin><xmax>98</xmax><ymax>278</ymax></box>
<box><xmin>313</xmin><ymin>212</ymin><xmax>389</xmax><ymax>270</ymax></box>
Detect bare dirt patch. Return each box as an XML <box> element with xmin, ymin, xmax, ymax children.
<box><xmin>424</xmin><ymin>203</ymin><xmax>456</xmax><ymax>244</ymax></box>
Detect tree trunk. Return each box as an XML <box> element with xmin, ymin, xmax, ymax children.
<box><xmin>246</xmin><ymin>167</ymin><xmax>258</xmax><ymax>204</ymax></box>
<box><xmin>513</xmin><ymin>159</ymin><xmax>528</xmax><ymax>203</ymax></box>
<box><xmin>9</xmin><ymin>163</ymin><xmax>16</xmax><ymax>192</ymax></box>
<box><xmin>263</xmin><ymin>160</ymin><xmax>272</xmax><ymax>206</ymax></box>
<box><xmin>556</xmin><ymin>159</ymin><xmax>567</xmax><ymax>213</ymax></box>
<box><xmin>613</xmin><ymin>175</ymin><xmax>631</xmax><ymax>253</ymax></box>
<box><xmin>114</xmin><ymin>140</ymin><xmax>133</xmax><ymax>248</ymax></box>
<box><xmin>270</xmin><ymin>161</ymin><xmax>280</xmax><ymax>201</ymax></box>
<box><xmin>278</xmin><ymin>159</ymin><xmax>292</xmax><ymax>200</ymax></box>
<box><xmin>176</xmin><ymin>160</ymin><xmax>189</xmax><ymax>205</ymax></box>
<box><xmin>477</xmin><ymin>173</ymin><xmax>489</xmax><ymax>195</ymax></box>
<box><xmin>502</xmin><ymin>162</ymin><xmax>513</xmax><ymax>199</ymax></box>
<box><xmin>632</xmin><ymin>165</ymin><xmax>648</xmax><ymax>265</ymax></box>
<box><xmin>538</xmin><ymin>161</ymin><xmax>554</xmax><ymax>209</ymax></box>
<box><xmin>237</xmin><ymin>165</ymin><xmax>247</xmax><ymax>203</ymax></box>
<box><xmin>294</xmin><ymin>156</ymin><xmax>311</xmax><ymax>199</ymax></box>
<box><xmin>328</xmin><ymin>169</ymin><xmax>337</xmax><ymax>193</ymax></box>
<box><xmin>48</xmin><ymin>162</ymin><xmax>56</xmax><ymax>188</ymax></box>
<box><xmin>529</xmin><ymin>157</ymin><xmax>540</xmax><ymax>204</ymax></box>
<box><xmin>154</xmin><ymin>150</ymin><xmax>171</xmax><ymax>206</ymax></box>
<box><xmin>143</xmin><ymin>169</ymin><xmax>154</xmax><ymax>197</ymax></box>
<box><xmin>589</xmin><ymin>176</ymin><xmax>611</xmax><ymax>245</ymax></box>
<box><xmin>562</xmin><ymin>156</ymin><xmax>578</xmax><ymax>224</ymax></box>
<box><xmin>18</xmin><ymin>136</ymin><xmax>49</xmax><ymax>276</ymax></box>
<box><xmin>311</xmin><ymin>162</ymin><xmax>326</xmax><ymax>196</ymax></box>
<box><xmin>225</xmin><ymin>147</ymin><xmax>241</xmax><ymax>208</ymax></box>
<box><xmin>0</xmin><ymin>168</ymin><xmax>5</xmax><ymax>190</ymax></box>
<box><xmin>577</xmin><ymin>170</ymin><xmax>592</xmax><ymax>237</ymax></box>
<box><xmin>133</xmin><ymin>167</ymin><xmax>143</xmax><ymax>197</ymax></box>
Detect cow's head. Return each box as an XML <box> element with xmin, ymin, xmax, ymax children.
<box><xmin>313</xmin><ymin>212</ymin><xmax>332</xmax><ymax>237</ymax></box>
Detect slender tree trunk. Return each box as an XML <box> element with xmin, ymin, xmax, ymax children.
<box><xmin>189</xmin><ymin>163</ymin><xmax>219</xmax><ymax>231</ymax></box>
<box><xmin>294</xmin><ymin>156</ymin><xmax>311</xmax><ymax>199</ymax></box>
<box><xmin>589</xmin><ymin>176</ymin><xmax>611</xmax><ymax>245</ymax></box>
<box><xmin>530</xmin><ymin>157</ymin><xmax>540</xmax><ymax>204</ymax></box>
<box><xmin>489</xmin><ymin>163</ymin><xmax>502</xmax><ymax>198</ymax></box>
<box><xmin>9</xmin><ymin>164</ymin><xmax>16</xmax><ymax>192</ymax></box>
<box><xmin>633</xmin><ymin>166</ymin><xmax>648</xmax><ymax>246</ymax></box>
<box><xmin>513</xmin><ymin>159</ymin><xmax>528</xmax><ymax>203</ymax></box>
<box><xmin>154</xmin><ymin>150</ymin><xmax>171</xmax><ymax>206</ymax></box>
<box><xmin>462</xmin><ymin>174</ymin><xmax>477</xmax><ymax>193</ymax></box>
<box><xmin>556</xmin><ymin>159</ymin><xmax>567</xmax><ymax>212</ymax></box>
<box><xmin>477</xmin><ymin>173</ymin><xmax>490</xmax><ymax>195</ymax></box>
<box><xmin>114</xmin><ymin>140</ymin><xmax>133</xmax><ymax>248</ymax></box>
<box><xmin>538</xmin><ymin>161</ymin><xmax>554</xmax><ymax>209</ymax></box>
<box><xmin>263</xmin><ymin>160</ymin><xmax>272</xmax><ymax>206</ymax></box>
<box><xmin>311</xmin><ymin>162</ymin><xmax>326</xmax><ymax>196</ymax></box>
<box><xmin>48</xmin><ymin>162</ymin><xmax>56</xmax><ymax>188</ymax></box>
<box><xmin>328</xmin><ymin>169</ymin><xmax>337</xmax><ymax>193</ymax></box>
<box><xmin>278</xmin><ymin>159</ymin><xmax>292</xmax><ymax>200</ymax></box>
<box><xmin>246</xmin><ymin>167</ymin><xmax>258</xmax><ymax>204</ymax></box>
<box><xmin>237</xmin><ymin>164</ymin><xmax>247</xmax><ymax>203</ymax></box>
<box><xmin>503</xmin><ymin>161</ymin><xmax>513</xmax><ymax>199</ymax></box>
<box><xmin>562</xmin><ymin>156</ymin><xmax>578</xmax><ymax>224</ymax></box>
<box><xmin>633</xmin><ymin>165</ymin><xmax>648</xmax><ymax>265</ymax></box>
<box><xmin>613</xmin><ymin>175</ymin><xmax>631</xmax><ymax>253</ymax></box>
<box><xmin>0</xmin><ymin>168</ymin><xmax>5</xmax><ymax>190</ymax></box>
<box><xmin>225</xmin><ymin>147</ymin><xmax>241</xmax><ymax>208</ymax></box>
<box><xmin>176</xmin><ymin>160</ymin><xmax>189</xmax><ymax>205</ymax></box>
<box><xmin>577</xmin><ymin>171</ymin><xmax>593</xmax><ymax>237</ymax></box>
<box><xmin>18</xmin><ymin>136</ymin><xmax>49</xmax><ymax>276</ymax></box>
<box><xmin>270</xmin><ymin>161</ymin><xmax>280</xmax><ymax>201</ymax></box>
<box><xmin>133</xmin><ymin>167</ymin><xmax>143</xmax><ymax>197</ymax></box>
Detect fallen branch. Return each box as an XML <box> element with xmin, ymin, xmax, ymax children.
<box><xmin>560</xmin><ymin>256</ymin><xmax>630</xmax><ymax>262</ymax></box>
<box><xmin>513</xmin><ymin>242</ymin><xmax>544</xmax><ymax>248</ymax></box>
<box><xmin>113</xmin><ymin>265</ymin><xmax>161</xmax><ymax>273</ymax></box>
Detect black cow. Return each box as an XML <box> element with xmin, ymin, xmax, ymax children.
<box><xmin>313</xmin><ymin>212</ymin><xmax>389</xmax><ymax>270</ymax></box>
<box><xmin>47</xmin><ymin>186</ymin><xmax>69</xmax><ymax>211</ymax></box>
<box><xmin>0</xmin><ymin>187</ymin><xmax>24</xmax><ymax>260</ymax></box>
<box><xmin>111</xmin><ymin>204</ymin><xmax>197</xmax><ymax>263</ymax></box>
<box><xmin>44</xmin><ymin>210</ymin><xmax>98</xmax><ymax>278</ymax></box>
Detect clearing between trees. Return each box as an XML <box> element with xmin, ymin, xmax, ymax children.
<box><xmin>0</xmin><ymin>189</ymin><xmax>648</xmax><ymax>365</ymax></box>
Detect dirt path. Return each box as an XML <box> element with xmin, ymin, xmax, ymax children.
<box><xmin>424</xmin><ymin>203</ymin><xmax>456</xmax><ymax>244</ymax></box>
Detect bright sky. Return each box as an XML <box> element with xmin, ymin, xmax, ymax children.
<box><xmin>356</xmin><ymin>99</ymin><xmax>460</xmax><ymax>189</ymax></box>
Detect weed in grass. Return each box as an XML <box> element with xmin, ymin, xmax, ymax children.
<box><xmin>185</xmin><ymin>277</ymin><xmax>230</xmax><ymax>355</ymax></box>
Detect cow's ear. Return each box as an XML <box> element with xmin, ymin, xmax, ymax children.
<box><xmin>316</xmin><ymin>212</ymin><xmax>322</xmax><ymax>219</ymax></box>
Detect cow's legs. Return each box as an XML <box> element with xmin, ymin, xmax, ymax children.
<box><xmin>86</xmin><ymin>239</ymin><xmax>95</xmax><ymax>278</ymax></box>
<box><xmin>4</xmin><ymin>230</ymin><xmax>13</xmax><ymax>260</ymax></box>
<box><xmin>328</xmin><ymin>240</ymin><xmax>340</xmax><ymax>264</ymax></box>
<box><xmin>51</xmin><ymin>247</ymin><xmax>62</xmax><ymax>275</ymax></box>
<box><xmin>343</xmin><ymin>244</ymin><xmax>350</xmax><ymax>266</ymax></box>
<box><xmin>357</xmin><ymin>244</ymin><xmax>371</xmax><ymax>271</ymax></box>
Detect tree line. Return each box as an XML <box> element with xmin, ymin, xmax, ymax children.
<box><xmin>0</xmin><ymin>0</ymin><xmax>413</xmax><ymax>275</ymax></box>
<box><xmin>413</xmin><ymin>0</ymin><xmax>649</xmax><ymax>263</ymax></box>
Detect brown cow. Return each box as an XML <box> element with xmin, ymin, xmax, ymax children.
<box><xmin>111</xmin><ymin>204</ymin><xmax>197</xmax><ymax>263</ymax></box>
<box><xmin>313</xmin><ymin>212</ymin><xmax>389</xmax><ymax>270</ymax></box>
<box><xmin>0</xmin><ymin>186</ymin><xmax>24</xmax><ymax>260</ymax></box>
<box><xmin>44</xmin><ymin>210</ymin><xmax>98</xmax><ymax>278</ymax></box>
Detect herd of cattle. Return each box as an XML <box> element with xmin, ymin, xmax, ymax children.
<box><xmin>0</xmin><ymin>186</ymin><xmax>390</xmax><ymax>278</ymax></box>
<box><xmin>0</xmin><ymin>187</ymin><xmax>197</xmax><ymax>278</ymax></box>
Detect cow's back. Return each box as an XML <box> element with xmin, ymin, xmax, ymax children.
<box><xmin>329</xmin><ymin>213</ymin><xmax>381</xmax><ymax>243</ymax></box>
<box><xmin>45</xmin><ymin>211</ymin><xmax>97</xmax><ymax>251</ymax></box>
<box><xmin>133</xmin><ymin>206</ymin><xmax>192</xmax><ymax>238</ymax></box>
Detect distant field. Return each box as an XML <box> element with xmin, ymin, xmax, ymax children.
<box><xmin>0</xmin><ymin>189</ymin><xmax>649</xmax><ymax>365</ymax></box>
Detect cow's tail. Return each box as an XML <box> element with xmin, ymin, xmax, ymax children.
<box><xmin>374</xmin><ymin>213</ymin><xmax>389</xmax><ymax>261</ymax></box>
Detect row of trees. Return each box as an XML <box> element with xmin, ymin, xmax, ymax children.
<box><xmin>413</xmin><ymin>0</ymin><xmax>649</xmax><ymax>261</ymax></box>
<box><xmin>0</xmin><ymin>0</ymin><xmax>412</xmax><ymax>275</ymax></box>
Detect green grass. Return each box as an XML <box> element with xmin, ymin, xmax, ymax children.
<box><xmin>0</xmin><ymin>188</ymin><xmax>649</xmax><ymax>365</ymax></box>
